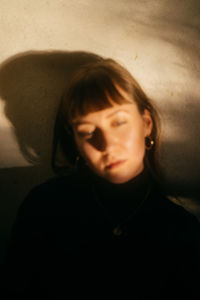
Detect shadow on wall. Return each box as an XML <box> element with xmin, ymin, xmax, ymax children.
<box><xmin>0</xmin><ymin>50</ymin><xmax>102</xmax><ymax>167</ymax></box>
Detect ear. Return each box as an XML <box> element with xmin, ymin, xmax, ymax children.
<box><xmin>142</xmin><ymin>109</ymin><xmax>153</xmax><ymax>137</ymax></box>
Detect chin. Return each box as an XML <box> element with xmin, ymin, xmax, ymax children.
<box><xmin>105</xmin><ymin>174</ymin><xmax>135</xmax><ymax>184</ymax></box>
<box><xmin>105</xmin><ymin>169</ymin><xmax>144</xmax><ymax>184</ymax></box>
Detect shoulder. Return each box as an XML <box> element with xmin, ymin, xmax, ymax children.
<box><xmin>150</xmin><ymin>184</ymin><xmax>200</xmax><ymax>244</ymax></box>
<box><xmin>7</xmin><ymin>170</ymin><xmax>94</xmax><ymax>246</ymax></box>
<box><xmin>147</xmin><ymin>182</ymin><xmax>199</xmax><ymax>226</ymax></box>
<box><xmin>150</xmin><ymin>182</ymin><xmax>196</xmax><ymax>218</ymax></box>
<box><xmin>18</xmin><ymin>170</ymin><xmax>91</xmax><ymax>217</ymax></box>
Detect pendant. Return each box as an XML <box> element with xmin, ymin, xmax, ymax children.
<box><xmin>113</xmin><ymin>225</ymin><xmax>122</xmax><ymax>236</ymax></box>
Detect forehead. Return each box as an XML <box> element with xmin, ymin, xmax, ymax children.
<box><xmin>72</xmin><ymin>102</ymin><xmax>139</xmax><ymax>126</ymax></box>
<box><xmin>67</xmin><ymin>79</ymin><xmax>135</xmax><ymax>125</ymax></box>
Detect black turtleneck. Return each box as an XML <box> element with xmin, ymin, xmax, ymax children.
<box><xmin>3</xmin><ymin>162</ymin><xmax>200</xmax><ymax>298</ymax></box>
<box><xmin>81</xmin><ymin>166</ymin><xmax>153</xmax><ymax>226</ymax></box>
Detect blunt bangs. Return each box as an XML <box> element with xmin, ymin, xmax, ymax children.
<box><xmin>62</xmin><ymin>64</ymin><xmax>133</xmax><ymax>125</ymax></box>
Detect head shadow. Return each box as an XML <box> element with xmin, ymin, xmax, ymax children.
<box><xmin>0</xmin><ymin>50</ymin><xmax>102</xmax><ymax>169</ymax></box>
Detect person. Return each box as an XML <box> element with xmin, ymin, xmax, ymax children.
<box><xmin>2</xmin><ymin>57</ymin><xmax>200</xmax><ymax>298</ymax></box>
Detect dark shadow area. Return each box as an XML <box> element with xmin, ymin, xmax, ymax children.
<box><xmin>0</xmin><ymin>166</ymin><xmax>52</xmax><ymax>263</ymax></box>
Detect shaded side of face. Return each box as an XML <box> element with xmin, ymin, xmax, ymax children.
<box><xmin>72</xmin><ymin>101</ymin><xmax>153</xmax><ymax>184</ymax></box>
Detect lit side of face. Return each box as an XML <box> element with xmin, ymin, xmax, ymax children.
<box><xmin>72</xmin><ymin>102</ymin><xmax>153</xmax><ymax>184</ymax></box>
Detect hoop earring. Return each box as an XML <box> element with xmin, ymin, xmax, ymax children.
<box><xmin>145</xmin><ymin>136</ymin><xmax>154</xmax><ymax>150</ymax></box>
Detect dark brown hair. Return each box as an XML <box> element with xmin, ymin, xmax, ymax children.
<box><xmin>52</xmin><ymin>57</ymin><xmax>162</xmax><ymax>181</ymax></box>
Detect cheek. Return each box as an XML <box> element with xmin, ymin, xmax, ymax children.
<box><xmin>123</xmin><ymin>125</ymin><xmax>146</xmax><ymax>156</ymax></box>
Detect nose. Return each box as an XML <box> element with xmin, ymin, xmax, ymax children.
<box><xmin>89</xmin><ymin>129</ymin><xmax>118</xmax><ymax>152</ymax></box>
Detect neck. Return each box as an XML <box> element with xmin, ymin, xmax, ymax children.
<box><xmin>88</xmin><ymin>166</ymin><xmax>150</xmax><ymax>189</ymax></box>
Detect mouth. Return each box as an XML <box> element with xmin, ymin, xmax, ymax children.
<box><xmin>105</xmin><ymin>160</ymin><xmax>126</xmax><ymax>170</ymax></box>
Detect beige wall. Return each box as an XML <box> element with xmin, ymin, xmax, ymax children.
<box><xmin>0</xmin><ymin>0</ymin><xmax>200</xmax><ymax>260</ymax></box>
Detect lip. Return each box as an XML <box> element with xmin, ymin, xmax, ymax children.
<box><xmin>105</xmin><ymin>160</ymin><xmax>126</xmax><ymax>170</ymax></box>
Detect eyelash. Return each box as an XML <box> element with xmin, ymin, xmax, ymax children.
<box><xmin>79</xmin><ymin>131</ymin><xmax>94</xmax><ymax>138</ymax></box>
<box><xmin>113</xmin><ymin>120</ymin><xmax>127</xmax><ymax>126</ymax></box>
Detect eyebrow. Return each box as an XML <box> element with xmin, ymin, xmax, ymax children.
<box><xmin>73</xmin><ymin>109</ymin><xmax>129</xmax><ymax>126</ymax></box>
<box><xmin>106</xmin><ymin>109</ymin><xmax>129</xmax><ymax>119</ymax></box>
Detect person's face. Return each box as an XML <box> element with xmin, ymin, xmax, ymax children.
<box><xmin>72</xmin><ymin>101</ymin><xmax>153</xmax><ymax>184</ymax></box>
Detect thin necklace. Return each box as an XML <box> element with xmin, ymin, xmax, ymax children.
<box><xmin>91</xmin><ymin>181</ymin><xmax>153</xmax><ymax>237</ymax></box>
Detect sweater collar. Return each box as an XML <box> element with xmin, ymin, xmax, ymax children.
<box><xmin>80</xmin><ymin>165</ymin><xmax>153</xmax><ymax>224</ymax></box>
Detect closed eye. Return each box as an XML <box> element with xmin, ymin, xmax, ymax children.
<box><xmin>113</xmin><ymin>120</ymin><xmax>127</xmax><ymax>127</ymax></box>
<box><xmin>78</xmin><ymin>131</ymin><xmax>94</xmax><ymax>138</ymax></box>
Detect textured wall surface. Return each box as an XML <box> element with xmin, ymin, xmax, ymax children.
<box><xmin>0</xmin><ymin>0</ymin><xmax>200</xmax><ymax>261</ymax></box>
